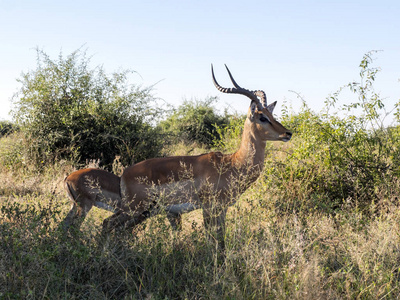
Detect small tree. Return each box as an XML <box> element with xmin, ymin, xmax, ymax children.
<box><xmin>270</xmin><ymin>51</ymin><xmax>400</xmax><ymax>214</ymax></box>
<box><xmin>12</xmin><ymin>48</ymin><xmax>162</xmax><ymax>169</ymax></box>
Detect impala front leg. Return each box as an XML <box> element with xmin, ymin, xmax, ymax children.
<box><xmin>101</xmin><ymin>211</ymin><xmax>134</xmax><ymax>234</ymax></box>
<box><xmin>203</xmin><ymin>206</ymin><xmax>227</xmax><ymax>251</ymax></box>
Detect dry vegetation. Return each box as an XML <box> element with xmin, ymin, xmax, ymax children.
<box><xmin>2</xmin><ymin>127</ymin><xmax>400</xmax><ymax>299</ymax></box>
<box><xmin>1</xmin><ymin>50</ymin><xmax>400</xmax><ymax>299</ymax></box>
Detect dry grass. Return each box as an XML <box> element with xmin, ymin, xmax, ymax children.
<box><xmin>2</xmin><ymin>137</ymin><xmax>400</xmax><ymax>299</ymax></box>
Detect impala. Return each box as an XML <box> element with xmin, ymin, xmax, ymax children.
<box><xmin>102</xmin><ymin>65</ymin><xmax>292</xmax><ymax>249</ymax></box>
<box><xmin>60</xmin><ymin>168</ymin><xmax>182</xmax><ymax>232</ymax></box>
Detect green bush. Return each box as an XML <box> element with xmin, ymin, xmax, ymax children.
<box><xmin>264</xmin><ymin>51</ymin><xmax>400</xmax><ymax>214</ymax></box>
<box><xmin>213</xmin><ymin>114</ymin><xmax>246</xmax><ymax>153</ymax></box>
<box><xmin>11</xmin><ymin>48</ymin><xmax>162</xmax><ymax>169</ymax></box>
<box><xmin>0</xmin><ymin>121</ymin><xmax>17</xmax><ymax>138</ymax></box>
<box><xmin>159</xmin><ymin>97</ymin><xmax>231</xmax><ymax>148</ymax></box>
<box><xmin>0</xmin><ymin>132</ymin><xmax>27</xmax><ymax>173</ymax></box>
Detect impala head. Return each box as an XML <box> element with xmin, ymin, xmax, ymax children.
<box><xmin>211</xmin><ymin>64</ymin><xmax>292</xmax><ymax>142</ymax></box>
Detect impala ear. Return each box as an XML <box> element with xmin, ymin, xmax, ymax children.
<box><xmin>267</xmin><ymin>101</ymin><xmax>277</xmax><ymax>113</ymax></box>
<box><xmin>250</xmin><ymin>101</ymin><xmax>257</xmax><ymax>117</ymax></box>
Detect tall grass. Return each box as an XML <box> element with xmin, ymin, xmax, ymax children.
<box><xmin>2</xmin><ymin>165</ymin><xmax>400</xmax><ymax>299</ymax></box>
<box><xmin>1</xmin><ymin>52</ymin><xmax>400</xmax><ymax>299</ymax></box>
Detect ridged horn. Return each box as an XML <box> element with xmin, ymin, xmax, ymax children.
<box><xmin>211</xmin><ymin>64</ymin><xmax>266</xmax><ymax>110</ymax></box>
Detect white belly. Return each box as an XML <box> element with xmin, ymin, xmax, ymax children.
<box><xmin>148</xmin><ymin>179</ymin><xmax>202</xmax><ymax>207</ymax></box>
<box><xmin>94</xmin><ymin>201</ymin><xmax>118</xmax><ymax>213</ymax></box>
<box><xmin>165</xmin><ymin>203</ymin><xmax>199</xmax><ymax>215</ymax></box>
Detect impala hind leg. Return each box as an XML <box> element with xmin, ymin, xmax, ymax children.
<box><xmin>101</xmin><ymin>210</ymin><xmax>151</xmax><ymax>234</ymax></box>
<box><xmin>59</xmin><ymin>201</ymin><xmax>93</xmax><ymax>232</ymax></box>
<box><xmin>59</xmin><ymin>203</ymin><xmax>78</xmax><ymax>231</ymax></box>
<box><xmin>164</xmin><ymin>203</ymin><xmax>198</xmax><ymax>231</ymax></box>
<box><xmin>102</xmin><ymin>210</ymin><xmax>182</xmax><ymax>235</ymax></box>
<box><xmin>102</xmin><ymin>211</ymin><xmax>130</xmax><ymax>234</ymax></box>
<box><xmin>167</xmin><ymin>212</ymin><xmax>182</xmax><ymax>231</ymax></box>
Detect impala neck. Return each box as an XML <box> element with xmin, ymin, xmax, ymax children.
<box><xmin>232</xmin><ymin>118</ymin><xmax>266</xmax><ymax>173</ymax></box>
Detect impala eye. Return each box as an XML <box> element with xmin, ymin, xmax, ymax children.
<box><xmin>259</xmin><ymin>116</ymin><xmax>270</xmax><ymax>123</ymax></box>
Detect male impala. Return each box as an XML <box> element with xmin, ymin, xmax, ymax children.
<box><xmin>102</xmin><ymin>65</ymin><xmax>292</xmax><ymax>249</ymax></box>
<box><xmin>60</xmin><ymin>168</ymin><xmax>182</xmax><ymax>232</ymax></box>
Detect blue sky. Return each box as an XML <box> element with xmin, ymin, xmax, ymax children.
<box><xmin>1</xmin><ymin>0</ymin><xmax>399</xmax><ymax>122</ymax></box>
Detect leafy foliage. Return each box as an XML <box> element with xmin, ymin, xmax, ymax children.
<box><xmin>262</xmin><ymin>51</ymin><xmax>400</xmax><ymax>214</ymax></box>
<box><xmin>159</xmin><ymin>97</ymin><xmax>231</xmax><ymax>148</ymax></box>
<box><xmin>2</xmin><ymin>51</ymin><xmax>400</xmax><ymax>299</ymax></box>
<box><xmin>0</xmin><ymin>121</ymin><xmax>16</xmax><ymax>138</ymax></box>
<box><xmin>213</xmin><ymin>114</ymin><xmax>246</xmax><ymax>152</ymax></box>
<box><xmin>12</xmin><ymin>48</ymin><xmax>162</xmax><ymax>169</ymax></box>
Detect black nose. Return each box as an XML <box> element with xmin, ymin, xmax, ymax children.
<box><xmin>286</xmin><ymin>132</ymin><xmax>292</xmax><ymax>137</ymax></box>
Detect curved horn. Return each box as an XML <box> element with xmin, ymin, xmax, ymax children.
<box><xmin>211</xmin><ymin>65</ymin><xmax>266</xmax><ymax>110</ymax></box>
<box><xmin>224</xmin><ymin>64</ymin><xmax>242</xmax><ymax>89</ymax></box>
